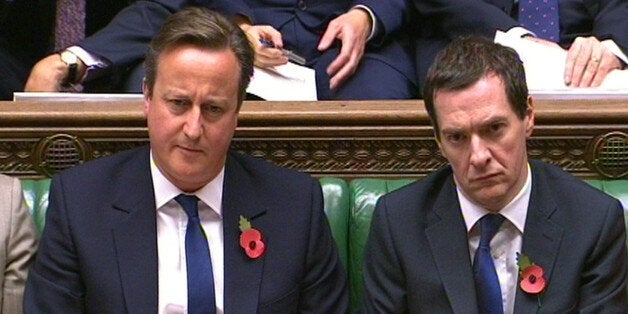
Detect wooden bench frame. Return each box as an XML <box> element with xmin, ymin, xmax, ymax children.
<box><xmin>0</xmin><ymin>99</ymin><xmax>626</xmax><ymax>179</ymax></box>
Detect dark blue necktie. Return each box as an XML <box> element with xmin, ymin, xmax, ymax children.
<box><xmin>175</xmin><ymin>194</ymin><xmax>217</xmax><ymax>314</ymax></box>
<box><xmin>473</xmin><ymin>214</ymin><xmax>506</xmax><ymax>314</ymax></box>
<box><xmin>518</xmin><ymin>0</ymin><xmax>560</xmax><ymax>42</ymax></box>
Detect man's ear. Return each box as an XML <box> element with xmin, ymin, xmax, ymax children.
<box><xmin>434</xmin><ymin>132</ymin><xmax>446</xmax><ymax>159</ymax></box>
<box><xmin>142</xmin><ymin>78</ymin><xmax>151</xmax><ymax>116</ymax></box>
<box><xmin>525</xmin><ymin>96</ymin><xmax>535</xmax><ymax>136</ymax></box>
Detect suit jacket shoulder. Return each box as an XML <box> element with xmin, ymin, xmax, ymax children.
<box><xmin>517</xmin><ymin>160</ymin><xmax>627</xmax><ymax>312</ymax></box>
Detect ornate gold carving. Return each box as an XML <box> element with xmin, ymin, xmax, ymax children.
<box><xmin>34</xmin><ymin>134</ymin><xmax>90</xmax><ymax>177</ymax></box>
<box><xmin>588</xmin><ymin>131</ymin><xmax>627</xmax><ymax>179</ymax></box>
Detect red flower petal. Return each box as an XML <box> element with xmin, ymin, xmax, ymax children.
<box><xmin>240</xmin><ymin>229</ymin><xmax>262</xmax><ymax>248</ymax></box>
<box><xmin>520</xmin><ymin>265</ymin><xmax>546</xmax><ymax>294</ymax></box>
<box><xmin>244</xmin><ymin>240</ymin><xmax>265</xmax><ymax>259</ymax></box>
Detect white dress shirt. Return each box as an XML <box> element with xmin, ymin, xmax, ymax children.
<box><xmin>459</xmin><ymin>165</ymin><xmax>532</xmax><ymax>314</ymax></box>
<box><xmin>150</xmin><ymin>152</ymin><xmax>225</xmax><ymax>314</ymax></box>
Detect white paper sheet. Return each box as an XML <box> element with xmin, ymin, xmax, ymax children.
<box><xmin>246</xmin><ymin>62</ymin><xmax>317</xmax><ymax>101</ymax></box>
<box><xmin>494</xmin><ymin>30</ymin><xmax>628</xmax><ymax>94</ymax></box>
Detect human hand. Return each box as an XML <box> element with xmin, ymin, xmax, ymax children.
<box><xmin>318</xmin><ymin>8</ymin><xmax>371</xmax><ymax>90</ymax></box>
<box><xmin>239</xmin><ymin>24</ymin><xmax>288</xmax><ymax>68</ymax></box>
<box><xmin>522</xmin><ymin>36</ymin><xmax>562</xmax><ymax>50</ymax></box>
<box><xmin>564</xmin><ymin>36</ymin><xmax>622</xmax><ymax>87</ymax></box>
<box><xmin>24</xmin><ymin>54</ymin><xmax>77</xmax><ymax>92</ymax></box>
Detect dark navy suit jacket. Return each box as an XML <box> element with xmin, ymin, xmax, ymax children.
<box><xmin>412</xmin><ymin>0</ymin><xmax>628</xmax><ymax>94</ymax></box>
<box><xmin>362</xmin><ymin>160</ymin><xmax>627</xmax><ymax>313</ymax></box>
<box><xmin>24</xmin><ymin>146</ymin><xmax>348</xmax><ymax>313</ymax></box>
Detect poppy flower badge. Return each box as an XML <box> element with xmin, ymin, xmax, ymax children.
<box><xmin>517</xmin><ymin>253</ymin><xmax>546</xmax><ymax>311</ymax></box>
<box><xmin>239</xmin><ymin>215</ymin><xmax>265</xmax><ymax>259</ymax></box>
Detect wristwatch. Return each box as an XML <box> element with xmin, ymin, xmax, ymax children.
<box><xmin>59</xmin><ymin>50</ymin><xmax>79</xmax><ymax>85</ymax></box>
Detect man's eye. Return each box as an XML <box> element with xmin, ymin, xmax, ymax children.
<box><xmin>202</xmin><ymin>104</ymin><xmax>224</xmax><ymax>115</ymax></box>
<box><xmin>489</xmin><ymin>123</ymin><xmax>506</xmax><ymax>135</ymax></box>
<box><xmin>447</xmin><ymin>133</ymin><xmax>464</xmax><ymax>143</ymax></box>
<box><xmin>171</xmin><ymin>99</ymin><xmax>186</xmax><ymax>106</ymax></box>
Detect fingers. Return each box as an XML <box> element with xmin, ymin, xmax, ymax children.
<box><xmin>24</xmin><ymin>54</ymin><xmax>68</xmax><ymax>92</ymax></box>
<box><xmin>321</xmin><ymin>10</ymin><xmax>370</xmax><ymax>90</ymax></box>
<box><xmin>564</xmin><ymin>36</ymin><xmax>620</xmax><ymax>87</ymax></box>
<box><xmin>329</xmin><ymin>42</ymin><xmax>362</xmax><ymax>90</ymax></box>
<box><xmin>242</xmin><ymin>25</ymin><xmax>288</xmax><ymax>68</ymax></box>
<box><xmin>590</xmin><ymin>50</ymin><xmax>623</xmax><ymax>87</ymax></box>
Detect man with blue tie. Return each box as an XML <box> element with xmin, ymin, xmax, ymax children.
<box><xmin>361</xmin><ymin>36</ymin><xmax>627</xmax><ymax>313</ymax></box>
<box><xmin>411</xmin><ymin>0</ymin><xmax>628</xmax><ymax>92</ymax></box>
<box><xmin>24</xmin><ymin>7</ymin><xmax>348</xmax><ymax>313</ymax></box>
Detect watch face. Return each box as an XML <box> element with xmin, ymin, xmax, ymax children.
<box><xmin>60</xmin><ymin>51</ymin><xmax>78</xmax><ymax>65</ymax></box>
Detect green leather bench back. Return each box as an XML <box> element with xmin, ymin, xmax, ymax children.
<box><xmin>19</xmin><ymin>177</ymin><xmax>628</xmax><ymax>311</ymax></box>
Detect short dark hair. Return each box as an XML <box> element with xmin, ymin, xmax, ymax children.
<box><xmin>423</xmin><ymin>36</ymin><xmax>528</xmax><ymax>135</ymax></box>
<box><xmin>144</xmin><ymin>6</ymin><xmax>254</xmax><ymax>108</ymax></box>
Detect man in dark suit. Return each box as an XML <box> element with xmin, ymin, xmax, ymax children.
<box><xmin>412</xmin><ymin>0</ymin><xmax>628</xmax><ymax>92</ymax></box>
<box><xmin>0</xmin><ymin>0</ymin><xmax>130</xmax><ymax>99</ymax></box>
<box><xmin>24</xmin><ymin>7</ymin><xmax>347</xmax><ymax>313</ymax></box>
<box><xmin>361</xmin><ymin>36</ymin><xmax>626</xmax><ymax>313</ymax></box>
<box><xmin>207</xmin><ymin>0</ymin><xmax>417</xmax><ymax>100</ymax></box>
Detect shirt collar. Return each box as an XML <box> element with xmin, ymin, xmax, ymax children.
<box><xmin>149</xmin><ymin>150</ymin><xmax>224</xmax><ymax>216</ymax></box>
<box><xmin>459</xmin><ymin>164</ymin><xmax>532</xmax><ymax>234</ymax></box>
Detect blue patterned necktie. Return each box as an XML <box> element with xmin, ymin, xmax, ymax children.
<box><xmin>518</xmin><ymin>0</ymin><xmax>560</xmax><ymax>42</ymax></box>
<box><xmin>175</xmin><ymin>194</ymin><xmax>217</xmax><ymax>314</ymax></box>
<box><xmin>473</xmin><ymin>214</ymin><xmax>506</xmax><ymax>314</ymax></box>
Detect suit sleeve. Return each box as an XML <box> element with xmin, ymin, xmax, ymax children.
<box><xmin>1</xmin><ymin>177</ymin><xmax>37</xmax><ymax>314</ymax></box>
<box><xmin>79</xmin><ymin>0</ymin><xmax>190</xmax><ymax>67</ymax></box>
<box><xmin>299</xmin><ymin>178</ymin><xmax>349</xmax><ymax>313</ymax></box>
<box><xmin>578</xmin><ymin>198</ymin><xmax>627</xmax><ymax>311</ymax></box>
<box><xmin>23</xmin><ymin>176</ymin><xmax>85</xmax><ymax>313</ymax></box>
<box><xmin>592</xmin><ymin>0</ymin><xmax>628</xmax><ymax>55</ymax></box>
<box><xmin>354</xmin><ymin>0</ymin><xmax>410</xmax><ymax>43</ymax></box>
<box><xmin>412</xmin><ymin>0</ymin><xmax>519</xmax><ymax>39</ymax></box>
<box><xmin>361</xmin><ymin>196</ymin><xmax>408</xmax><ymax>313</ymax></box>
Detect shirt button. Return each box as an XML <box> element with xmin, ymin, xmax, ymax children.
<box><xmin>297</xmin><ymin>0</ymin><xmax>307</xmax><ymax>10</ymax></box>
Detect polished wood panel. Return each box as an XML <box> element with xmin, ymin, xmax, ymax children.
<box><xmin>0</xmin><ymin>99</ymin><xmax>626</xmax><ymax>179</ymax></box>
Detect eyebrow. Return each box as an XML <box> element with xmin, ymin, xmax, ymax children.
<box><xmin>440</xmin><ymin>115</ymin><xmax>508</xmax><ymax>134</ymax></box>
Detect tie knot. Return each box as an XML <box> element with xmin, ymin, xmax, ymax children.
<box><xmin>478</xmin><ymin>214</ymin><xmax>505</xmax><ymax>247</ymax></box>
<box><xmin>175</xmin><ymin>194</ymin><xmax>200</xmax><ymax>218</ymax></box>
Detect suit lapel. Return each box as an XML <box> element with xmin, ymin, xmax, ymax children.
<box><xmin>222</xmin><ymin>154</ymin><xmax>267</xmax><ymax>313</ymax></box>
<box><xmin>110</xmin><ymin>147</ymin><xmax>159</xmax><ymax>312</ymax></box>
<box><xmin>426</xmin><ymin>176</ymin><xmax>479</xmax><ymax>313</ymax></box>
<box><xmin>514</xmin><ymin>165</ymin><xmax>563</xmax><ymax>312</ymax></box>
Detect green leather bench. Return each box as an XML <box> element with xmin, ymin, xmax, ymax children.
<box><xmin>20</xmin><ymin>177</ymin><xmax>628</xmax><ymax>311</ymax></box>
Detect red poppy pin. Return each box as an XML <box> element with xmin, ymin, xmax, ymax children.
<box><xmin>517</xmin><ymin>253</ymin><xmax>545</xmax><ymax>311</ymax></box>
<box><xmin>239</xmin><ymin>215</ymin><xmax>265</xmax><ymax>259</ymax></box>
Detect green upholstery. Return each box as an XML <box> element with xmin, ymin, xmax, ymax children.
<box><xmin>320</xmin><ymin>177</ymin><xmax>351</xmax><ymax>270</ymax></box>
<box><xmin>18</xmin><ymin>177</ymin><xmax>628</xmax><ymax>311</ymax></box>
<box><xmin>20</xmin><ymin>178</ymin><xmax>51</xmax><ymax>235</ymax></box>
<box><xmin>346</xmin><ymin>178</ymin><xmax>415</xmax><ymax>311</ymax></box>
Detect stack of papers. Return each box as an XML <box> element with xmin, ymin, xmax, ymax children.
<box><xmin>494</xmin><ymin>31</ymin><xmax>628</xmax><ymax>95</ymax></box>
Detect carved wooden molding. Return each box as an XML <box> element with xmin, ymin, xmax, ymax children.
<box><xmin>1</xmin><ymin>99</ymin><xmax>626</xmax><ymax>179</ymax></box>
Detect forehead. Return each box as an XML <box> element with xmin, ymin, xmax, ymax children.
<box><xmin>434</xmin><ymin>75</ymin><xmax>515</xmax><ymax>126</ymax></box>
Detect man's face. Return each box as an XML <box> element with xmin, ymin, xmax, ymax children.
<box><xmin>434</xmin><ymin>74</ymin><xmax>534</xmax><ymax>212</ymax></box>
<box><xmin>143</xmin><ymin>44</ymin><xmax>241</xmax><ymax>192</ymax></box>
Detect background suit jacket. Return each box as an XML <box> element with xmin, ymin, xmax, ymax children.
<box><xmin>362</xmin><ymin>160</ymin><xmax>627</xmax><ymax>313</ymax></box>
<box><xmin>412</xmin><ymin>0</ymin><xmax>628</xmax><ymax>94</ymax></box>
<box><xmin>0</xmin><ymin>174</ymin><xmax>38</xmax><ymax>314</ymax></box>
<box><xmin>24</xmin><ymin>146</ymin><xmax>348</xmax><ymax>313</ymax></box>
